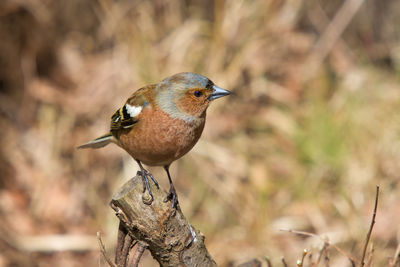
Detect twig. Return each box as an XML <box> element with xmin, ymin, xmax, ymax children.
<box><xmin>389</xmin><ymin>243</ymin><xmax>400</xmax><ymax>267</ymax></box>
<box><xmin>315</xmin><ymin>241</ymin><xmax>328</xmax><ymax>266</ymax></box>
<box><xmin>308</xmin><ymin>252</ymin><xmax>313</xmax><ymax>267</ymax></box>
<box><xmin>297</xmin><ymin>249</ymin><xmax>308</xmax><ymax>267</ymax></box>
<box><xmin>281</xmin><ymin>257</ymin><xmax>288</xmax><ymax>267</ymax></box>
<box><xmin>97</xmin><ymin>232</ymin><xmax>117</xmax><ymax>267</ymax></box>
<box><xmin>360</xmin><ymin>185</ymin><xmax>380</xmax><ymax>267</ymax></box>
<box><xmin>280</xmin><ymin>228</ymin><xmax>357</xmax><ymax>266</ymax></box>
<box><xmin>365</xmin><ymin>243</ymin><xmax>374</xmax><ymax>267</ymax></box>
<box><xmin>264</xmin><ymin>256</ymin><xmax>272</xmax><ymax>267</ymax></box>
<box><xmin>324</xmin><ymin>244</ymin><xmax>330</xmax><ymax>267</ymax></box>
<box><xmin>130</xmin><ymin>242</ymin><xmax>148</xmax><ymax>267</ymax></box>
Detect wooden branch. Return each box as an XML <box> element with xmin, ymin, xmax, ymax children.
<box><xmin>359</xmin><ymin>185</ymin><xmax>380</xmax><ymax>267</ymax></box>
<box><xmin>131</xmin><ymin>242</ymin><xmax>147</xmax><ymax>267</ymax></box>
<box><xmin>115</xmin><ymin>222</ymin><xmax>134</xmax><ymax>267</ymax></box>
<box><xmin>110</xmin><ymin>174</ymin><xmax>217</xmax><ymax>267</ymax></box>
<box><xmin>97</xmin><ymin>232</ymin><xmax>117</xmax><ymax>267</ymax></box>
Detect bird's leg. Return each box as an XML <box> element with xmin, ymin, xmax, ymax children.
<box><xmin>136</xmin><ymin>160</ymin><xmax>159</xmax><ymax>204</ymax></box>
<box><xmin>163</xmin><ymin>165</ymin><xmax>179</xmax><ymax>209</ymax></box>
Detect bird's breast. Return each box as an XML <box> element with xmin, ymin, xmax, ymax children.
<box><xmin>118</xmin><ymin>108</ymin><xmax>205</xmax><ymax>166</ymax></box>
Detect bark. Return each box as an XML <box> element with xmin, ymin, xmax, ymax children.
<box><xmin>110</xmin><ymin>174</ymin><xmax>217</xmax><ymax>267</ymax></box>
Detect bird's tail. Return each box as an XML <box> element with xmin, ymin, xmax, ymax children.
<box><xmin>78</xmin><ymin>133</ymin><xmax>114</xmax><ymax>149</ymax></box>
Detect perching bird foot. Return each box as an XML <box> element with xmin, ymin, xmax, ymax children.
<box><xmin>137</xmin><ymin>170</ymin><xmax>159</xmax><ymax>205</ymax></box>
<box><xmin>164</xmin><ymin>185</ymin><xmax>179</xmax><ymax>209</ymax></box>
<box><xmin>141</xmin><ymin>192</ymin><xmax>153</xmax><ymax>205</ymax></box>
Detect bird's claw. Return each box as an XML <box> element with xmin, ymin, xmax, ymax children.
<box><xmin>164</xmin><ymin>185</ymin><xmax>179</xmax><ymax>209</ymax></box>
<box><xmin>138</xmin><ymin>170</ymin><xmax>159</xmax><ymax>205</ymax></box>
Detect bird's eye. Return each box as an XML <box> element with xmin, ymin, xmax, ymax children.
<box><xmin>194</xmin><ymin>90</ymin><xmax>203</xmax><ymax>97</ymax></box>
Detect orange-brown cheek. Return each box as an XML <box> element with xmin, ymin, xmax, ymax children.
<box><xmin>177</xmin><ymin>95</ymin><xmax>209</xmax><ymax>117</ymax></box>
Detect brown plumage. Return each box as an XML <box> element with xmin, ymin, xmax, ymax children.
<box><xmin>79</xmin><ymin>72</ymin><xmax>231</xmax><ymax>208</ymax></box>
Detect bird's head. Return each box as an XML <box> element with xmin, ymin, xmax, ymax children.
<box><xmin>156</xmin><ymin>72</ymin><xmax>231</xmax><ymax>121</ymax></box>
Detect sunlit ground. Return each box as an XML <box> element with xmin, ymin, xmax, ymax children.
<box><xmin>0</xmin><ymin>0</ymin><xmax>400</xmax><ymax>266</ymax></box>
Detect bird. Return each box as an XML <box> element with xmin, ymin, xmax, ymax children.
<box><xmin>78</xmin><ymin>72</ymin><xmax>231</xmax><ymax>208</ymax></box>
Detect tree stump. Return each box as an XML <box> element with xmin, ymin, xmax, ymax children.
<box><xmin>110</xmin><ymin>173</ymin><xmax>217</xmax><ymax>267</ymax></box>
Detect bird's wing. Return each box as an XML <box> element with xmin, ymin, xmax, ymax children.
<box><xmin>110</xmin><ymin>86</ymin><xmax>151</xmax><ymax>137</ymax></box>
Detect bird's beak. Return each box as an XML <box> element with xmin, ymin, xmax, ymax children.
<box><xmin>209</xmin><ymin>85</ymin><xmax>231</xmax><ymax>101</ymax></box>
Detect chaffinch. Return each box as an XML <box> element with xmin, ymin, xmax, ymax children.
<box><xmin>79</xmin><ymin>72</ymin><xmax>231</xmax><ymax>208</ymax></box>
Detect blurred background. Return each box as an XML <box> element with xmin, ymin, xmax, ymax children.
<box><xmin>1</xmin><ymin>0</ymin><xmax>400</xmax><ymax>266</ymax></box>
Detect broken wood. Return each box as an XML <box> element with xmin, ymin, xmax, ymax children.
<box><xmin>110</xmin><ymin>173</ymin><xmax>217</xmax><ymax>267</ymax></box>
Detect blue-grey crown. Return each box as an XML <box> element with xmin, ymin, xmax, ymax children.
<box><xmin>161</xmin><ymin>72</ymin><xmax>212</xmax><ymax>90</ymax></box>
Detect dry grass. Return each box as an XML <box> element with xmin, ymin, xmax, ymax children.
<box><xmin>1</xmin><ymin>0</ymin><xmax>400</xmax><ymax>266</ymax></box>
